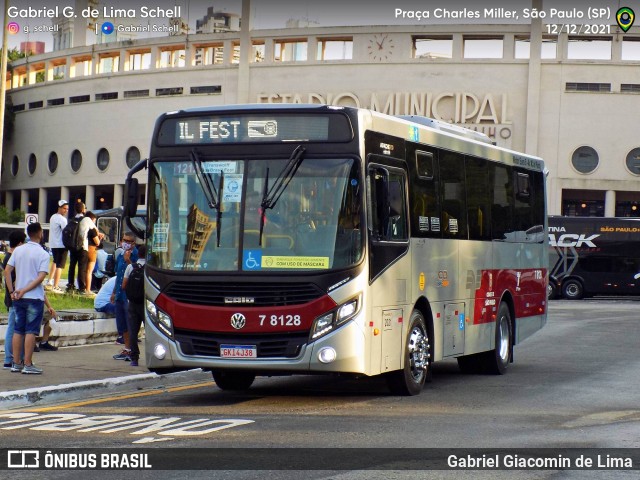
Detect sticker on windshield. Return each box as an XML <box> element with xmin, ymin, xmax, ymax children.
<box><xmin>243</xmin><ymin>250</ymin><xmax>263</xmax><ymax>270</ymax></box>
<box><xmin>263</xmin><ymin>256</ymin><xmax>329</xmax><ymax>269</ymax></box>
<box><xmin>153</xmin><ymin>223</ymin><xmax>169</xmax><ymax>252</ymax></box>
<box><xmin>222</xmin><ymin>174</ymin><xmax>243</xmax><ymax>203</ymax></box>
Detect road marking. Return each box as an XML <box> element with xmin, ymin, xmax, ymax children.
<box><xmin>27</xmin><ymin>381</ymin><xmax>215</xmax><ymax>412</ymax></box>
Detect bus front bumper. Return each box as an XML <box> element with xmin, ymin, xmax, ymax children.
<box><xmin>144</xmin><ymin>312</ymin><xmax>367</xmax><ymax>375</ymax></box>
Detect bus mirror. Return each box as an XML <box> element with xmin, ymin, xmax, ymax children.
<box><xmin>124</xmin><ymin>178</ymin><xmax>139</xmax><ymax>217</ymax></box>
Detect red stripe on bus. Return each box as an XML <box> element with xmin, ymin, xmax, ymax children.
<box><xmin>472</xmin><ymin>268</ymin><xmax>547</xmax><ymax>325</ymax></box>
<box><xmin>155</xmin><ymin>293</ymin><xmax>338</xmax><ymax>333</ymax></box>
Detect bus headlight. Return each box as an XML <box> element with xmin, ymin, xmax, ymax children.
<box><xmin>310</xmin><ymin>294</ymin><xmax>361</xmax><ymax>341</ymax></box>
<box><xmin>146</xmin><ymin>300</ymin><xmax>174</xmax><ymax>339</ymax></box>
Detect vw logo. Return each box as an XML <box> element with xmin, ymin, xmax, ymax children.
<box><xmin>230</xmin><ymin>313</ymin><xmax>246</xmax><ymax>330</ymax></box>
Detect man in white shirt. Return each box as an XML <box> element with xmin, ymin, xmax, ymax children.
<box><xmin>4</xmin><ymin>222</ymin><xmax>55</xmax><ymax>374</ymax></box>
<box><xmin>46</xmin><ymin>200</ymin><xmax>69</xmax><ymax>293</ymax></box>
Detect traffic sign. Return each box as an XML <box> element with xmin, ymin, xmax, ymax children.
<box><xmin>25</xmin><ymin>213</ymin><xmax>38</xmax><ymax>225</ymax></box>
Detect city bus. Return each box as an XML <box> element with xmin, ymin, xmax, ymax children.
<box><xmin>548</xmin><ymin>216</ymin><xmax>640</xmax><ymax>299</ymax></box>
<box><xmin>124</xmin><ymin>104</ymin><xmax>548</xmax><ymax>395</ymax></box>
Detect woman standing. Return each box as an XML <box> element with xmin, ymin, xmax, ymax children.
<box><xmin>84</xmin><ymin>212</ymin><xmax>103</xmax><ymax>296</ymax></box>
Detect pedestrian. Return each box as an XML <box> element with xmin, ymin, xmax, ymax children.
<box><xmin>4</xmin><ymin>222</ymin><xmax>56</xmax><ymax>374</ymax></box>
<box><xmin>94</xmin><ymin>275</ymin><xmax>116</xmax><ymax>316</ymax></box>
<box><xmin>45</xmin><ymin>200</ymin><xmax>69</xmax><ymax>293</ymax></box>
<box><xmin>67</xmin><ymin>202</ymin><xmax>94</xmax><ymax>294</ymax></box>
<box><xmin>66</xmin><ymin>202</ymin><xmax>86</xmax><ymax>293</ymax></box>
<box><xmin>2</xmin><ymin>230</ymin><xmax>26</xmax><ymax>369</ymax></box>
<box><xmin>122</xmin><ymin>244</ymin><xmax>146</xmax><ymax>367</ymax></box>
<box><xmin>111</xmin><ymin>232</ymin><xmax>138</xmax><ymax>361</ymax></box>
<box><xmin>91</xmin><ymin>241</ymin><xmax>109</xmax><ymax>291</ymax></box>
<box><xmin>84</xmin><ymin>211</ymin><xmax>104</xmax><ymax>296</ymax></box>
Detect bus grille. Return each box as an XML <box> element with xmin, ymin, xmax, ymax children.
<box><xmin>174</xmin><ymin>330</ymin><xmax>309</xmax><ymax>358</ymax></box>
<box><xmin>163</xmin><ymin>281</ymin><xmax>324</xmax><ymax>306</ymax></box>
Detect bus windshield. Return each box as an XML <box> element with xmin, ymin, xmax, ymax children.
<box><xmin>148</xmin><ymin>157</ymin><xmax>363</xmax><ymax>272</ymax></box>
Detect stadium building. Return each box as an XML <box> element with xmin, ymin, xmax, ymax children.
<box><xmin>2</xmin><ymin>6</ymin><xmax>640</xmax><ymax>219</ymax></box>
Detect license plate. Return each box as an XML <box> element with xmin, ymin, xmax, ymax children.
<box><xmin>220</xmin><ymin>345</ymin><xmax>257</xmax><ymax>359</ymax></box>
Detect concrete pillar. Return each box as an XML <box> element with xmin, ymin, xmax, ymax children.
<box><xmin>60</xmin><ymin>186</ymin><xmax>70</xmax><ymax>206</ymax></box>
<box><xmin>452</xmin><ymin>34</ymin><xmax>463</xmax><ymax>61</ymax></box>
<box><xmin>113</xmin><ymin>184</ymin><xmax>124</xmax><ymax>208</ymax></box>
<box><xmin>85</xmin><ymin>185</ymin><xmax>95</xmax><ymax>211</ymax></box>
<box><xmin>5</xmin><ymin>191</ymin><xmax>14</xmax><ymax>211</ymax></box>
<box><xmin>20</xmin><ymin>190</ymin><xmax>29</xmax><ymax>213</ymax></box>
<box><xmin>38</xmin><ymin>188</ymin><xmax>47</xmax><ymax>221</ymax></box>
<box><xmin>605</xmin><ymin>190</ymin><xmax>616</xmax><ymax>217</ymax></box>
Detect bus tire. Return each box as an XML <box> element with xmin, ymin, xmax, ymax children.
<box><xmin>483</xmin><ymin>302</ymin><xmax>512</xmax><ymax>375</ymax></box>
<box><xmin>548</xmin><ymin>281</ymin><xmax>558</xmax><ymax>300</ymax></box>
<box><xmin>212</xmin><ymin>370</ymin><xmax>256</xmax><ymax>391</ymax></box>
<box><xmin>562</xmin><ymin>279</ymin><xmax>583</xmax><ymax>300</ymax></box>
<box><xmin>386</xmin><ymin>310</ymin><xmax>431</xmax><ymax>396</ymax></box>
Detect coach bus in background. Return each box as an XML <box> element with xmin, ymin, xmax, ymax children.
<box><xmin>548</xmin><ymin>216</ymin><xmax>640</xmax><ymax>300</ymax></box>
<box><xmin>124</xmin><ymin>104</ymin><xmax>548</xmax><ymax>395</ymax></box>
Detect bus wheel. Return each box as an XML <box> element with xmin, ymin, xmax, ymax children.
<box><xmin>484</xmin><ymin>302</ymin><xmax>512</xmax><ymax>375</ymax></box>
<box><xmin>212</xmin><ymin>370</ymin><xmax>256</xmax><ymax>391</ymax></box>
<box><xmin>548</xmin><ymin>282</ymin><xmax>558</xmax><ymax>300</ymax></box>
<box><xmin>562</xmin><ymin>280</ymin><xmax>583</xmax><ymax>300</ymax></box>
<box><xmin>386</xmin><ymin>310</ymin><xmax>431</xmax><ymax>396</ymax></box>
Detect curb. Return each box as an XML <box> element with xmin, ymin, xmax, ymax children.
<box><xmin>0</xmin><ymin>369</ymin><xmax>213</xmax><ymax>410</ymax></box>
<box><xmin>1</xmin><ymin>312</ymin><xmax>120</xmax><ymax>352</ymax></box>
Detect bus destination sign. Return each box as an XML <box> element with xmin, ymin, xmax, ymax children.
<box><xmin>157</xmin><ymin>114</ymin><xmax>351</xmax><ymax>145</ymax></box>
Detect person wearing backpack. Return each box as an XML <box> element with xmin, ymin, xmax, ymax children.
<box><xmin>122</xmin><ymin>244</ymin><xmax>146</xmax><ymax>367</ymax></box>
<box><xmin>110</xmin><ymin>233</ymin><xmax>138</xmax><ymax>362</ymax></box>
<box><xmin>65</xmin><ymin>202</ymin><xmax>93</xmax><ymax>294</ymax></box>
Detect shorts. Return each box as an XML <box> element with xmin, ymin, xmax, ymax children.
<box><xmin>13</xmin><ymin>298</ymin><xmax>45</xmax><ymax>335</ymax></box>
<box><xmin>52</xmin><ymin>248</ymin><xmax>68</xmax><ymax>268</ymax></box>
<box><xmin>88</xmin><ymin>245</ymin><xmax>97</xmax><ymax>263</ymax></box>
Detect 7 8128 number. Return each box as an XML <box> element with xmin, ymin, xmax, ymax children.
<box><xmin>259</xmin><ymin>314</ymin><xmax>302</xmax><ymax>326</ymax></box>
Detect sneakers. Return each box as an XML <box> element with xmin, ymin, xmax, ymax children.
<box><xmin>33</xmin><ymin>344</ymin><xmax>40</xmax><ymax>352</ymax></box>
<box><xmin>130</xmin><ymin>360</ymin><xmax>139</xmax><ymax>367</ymax></box>
<box><xmin>10</xmin><ymin>363</ymin><xmax>23</xmax><ymax>373</ymax></box>
<box><xmin>3</xmin><ymin>362</ymin><xmax>12</xmax><ymax>370</ymax></box>
<box><xmin>113</xmin><ymin>350</ymin><xmax>131</xmax><ymax>361</ymax></box>
<box><xmin>44</xmin><ymin>283</ymin><xmax>53</xmax><ymax>291</ymax></box>
<box><xmin>22</xmin><ymin>364</ymin><xmax>43</xmax><ymax>375</ymax></box>
<box><xmin>115</xmin><ymin>336</ymin><xmax>124</xmax><ymax>345</ymax></box>
<box><xmin>51</xmin><ymin>286</ymin><xmax>65</xmax><ymax>294</ymax></box>
<box><xmin>39</xmin><ymin>342</ymin><xmax>58</xmax><ymax>351</ymax></box>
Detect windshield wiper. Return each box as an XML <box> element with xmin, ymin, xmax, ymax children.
<box><xmin>259</xmin><ymin>145</ymin><xmax>306</xmax><ymax>246</ymax></box>
<box><xmin>191</xmin><ymin>149</ymin><xmax>224</xmax><ymax>247</ymax></box>
<box><xmin>191</xmin><ymin>149</ymin><xmax>219</xmax><ymax>209</ymax></box>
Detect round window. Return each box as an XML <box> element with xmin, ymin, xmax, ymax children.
<box><xmin>97</xmin><ymin>148</ymin><xmax>110</xmax><ymax>172</ymax></box>
<box><xmin>28</xmin><ymin>154</ymin><xmax>37</xmax><ymax>175</ymax></box>
<box><xmin>71</xmin><ymin>149</ymin><xmax>82</xmax><ymax>173</ymax></box>
<box><xmin>11</xmin><ymin>155</ymin><xmax>19</xmax><ymax>176</ymax></box>
<box><xmin>625</xmin><ymin>148</ymin><xmax>640</xmax><ymax>175</ymax></box>
<box><xmin>48</xmin><ymin>151</ymin><xmax>58</xmax><ymax>174</ymax></box>
<box><xmin>126</xmin><ymin>146</ymin><xmax>141</xmax><ymax>168</ymax></box>
<box><xmin>571</xmin><ymin>146</ymin><xmax>599</xmax><ymax>174</ymax></box>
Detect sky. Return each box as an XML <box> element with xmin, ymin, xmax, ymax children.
<box><xmin>1</xmin><ymin>0</ymin><xmax>634</xmax><ymax>52</ymax></box>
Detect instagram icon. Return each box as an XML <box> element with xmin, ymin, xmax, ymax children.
<box><xmin>7</xmin><ymin>22</ymin><xmax>20</xmax><ymax>35</ymax></box>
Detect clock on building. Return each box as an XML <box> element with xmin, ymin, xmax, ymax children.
<box><xmin>367</xmin><ymin>33</ymin><xmax>394</xmax><ymax>61</ymax></box>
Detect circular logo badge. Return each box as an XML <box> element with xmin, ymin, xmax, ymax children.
<box><xmin>230</xmin><ymin>313</ymin><xmax>246</xmax><ymax>330</ymax></box>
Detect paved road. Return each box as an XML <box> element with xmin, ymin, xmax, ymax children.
<box><xmin>2</xmin><ymin>299</ymin><xmax>639</xmax><ymax>479</ymax></box>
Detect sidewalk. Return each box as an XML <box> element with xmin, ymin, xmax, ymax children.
<box><xmin>0</xmin><ymin>342</ymin><xmax>211</xmax><ymax>409</ymax></box>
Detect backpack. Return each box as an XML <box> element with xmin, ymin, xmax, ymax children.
<box><xmin>103</xmin><ymin>254</ymin><xmax>115</xmax><ymax>277</ymax></box>
<box><xmin>125</xmin><ymin>262</ymin><xmax>145</xmax><ymax>303</ymax></box>
<box><xmin>62</xmin><ymin>216</ymin><xmax>83</xmax><ymax>251</ymax></box>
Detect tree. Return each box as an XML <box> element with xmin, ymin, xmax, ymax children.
<box><xmin>8</xmin><ymin>209</ymin><xmax>24</xmax><ymax>224</ymax></box>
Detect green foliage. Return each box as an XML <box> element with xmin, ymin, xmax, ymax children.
<box><xmin>6</xmin><ymin>48</ymin><xmax>25</xmax><ymax>61</ymax></box>
<box><xmin>0</xmin><ymin>206</ymin><xmax>9</xmax><ymax>223</ymax></box>
<box><xmin>8</xmin><ymin>209</ymin><xmax>24</xmax><ymax>224</ymax></box>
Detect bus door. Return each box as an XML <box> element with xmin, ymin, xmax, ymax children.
<box><xmin>367</xmin><ymin>156</ymin><xmax>410</xmax><ymax>374</ymax></box>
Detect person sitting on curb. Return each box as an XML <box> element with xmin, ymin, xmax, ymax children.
<box><xmin>94</xmin><ymin>276</ymin><xmax>116</xmax><ymax>316</ymax></box>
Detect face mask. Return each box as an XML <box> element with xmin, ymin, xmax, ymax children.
<box><xmin>121</xmin><ymin>242</ymin><xmax>132</xmax><ymax>250</ymax></box>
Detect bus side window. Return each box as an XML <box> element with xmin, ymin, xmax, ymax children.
<box><xmin>440</xmin><ymin>151</ymin><xmax>467</xmax><ymax>239</ymax></box>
